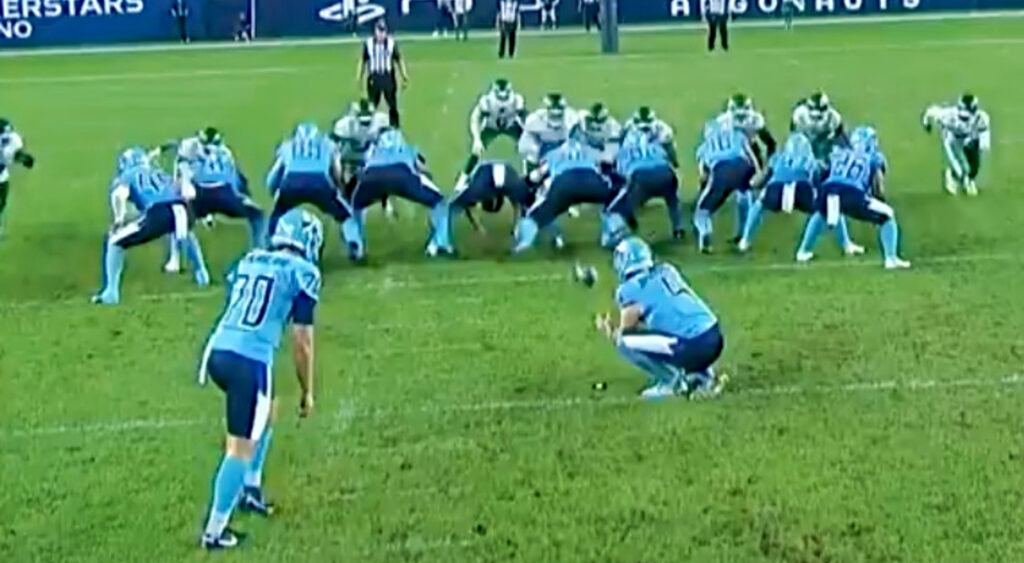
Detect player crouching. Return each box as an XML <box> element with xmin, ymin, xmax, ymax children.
<box><xmin>796</xmin><ymin>127</ymin><xmax>910</xmax><ymax>269</ymax></box>
<box><xmin>447</xmin><ymin>159</ymin><xmax>532</xmax><ymax>253</ymax></box>
<box><xmin>197</xmin><ymin>209</ymin><xmax>322</xmax><ymax>550</ymax></box>
<box><xmin>693</xmin><ymin>121</ymin><xmax>759</xmax><ymax>253</ymax></box>
<box><xmin>93</xmin><ymin>148</ymin><xmax>209</xmax><ymax>305</ymax></box>
<box><xmin>603</xmin><ymin>129</ymin><xmax>683</xmax><ymax>246</ymax></box>
<box><xmin>345</xmin><ymin>129</ymin><xmax>454</xmax><ymax>259</ymax></box>
<box><xmin>0</xmin><ymin>118</ymin><xmax>35</xmax><ymax>237</ymax></box>
<box><xmin>738</xmin><ymin>133</ymin><xmax>863</xmax><ymax>256</ymax></box>
<box><xmin>596</xmin><ymin>237</ymin><xmax>726</xmax><ymax>400</ymax></box>
<box><xmin>513</xmin><ymin>139</ymin><xmax>613</xmax><ymax>253</ymax></box>
<box><xmin>922</xmin><ymin>93</ymin><xmax>991</xmax><ymax>196</ymax></box>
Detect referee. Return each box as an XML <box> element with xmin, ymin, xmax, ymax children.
<box><xmin>357</xmin><ymin>20</ymin><xmax>409</xmax><ymax>128</ymax></box>
<box><xmin>703</xmin><ymin>0</ymin><xmax>730</xmax><ymax>52</ymax></box>
<box><xmin>497</xmin><ymin>0</ymin><xmax>520</xmax><ymax>58</ymax></box>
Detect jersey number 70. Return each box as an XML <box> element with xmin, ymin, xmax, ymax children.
<box><xmin>228</xmin><ymin>274</ymin><xmax>276</xmax><ymax>329</ymax></box>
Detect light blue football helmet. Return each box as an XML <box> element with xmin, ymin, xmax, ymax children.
<box><xmin>270</xmin><ymin>209</ymin><xmax>325</xmax><ymax>264</ymax></box>
<box><xmin>613</xmin><ymin>237</ymin><xmax>654</xmax><ymax>281</ymax></box>
<box><xmin>850</xmin><ymin>126</ymin><xmax>879</xmax><ymax>152</ymax></box>
<box><xmin>116</xmin><ymin>147</ymin><xmax>149</xmax><ymax>173</ymax></box>
<box><xmin>784</xmin><ymin>132</ymin><xmax>813</xmax><ymax>156</ymax></box>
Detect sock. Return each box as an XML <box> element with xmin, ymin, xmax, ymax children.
<box><xmin>247</xmin><ymin>212</ymin><xmax>267</xmax><ymax>249</ymax></box>
<box><xmin>665</xmin><ymin>196</ymin><xmax>683</xmax><ymax>233</ymax></box>
<box><xmin>166</xmin><ymin>236</ymin><xmax>180</xmax><ymax>267</ymax></box>
<box><xmin>617</xmin><ymin>341</ymin><xmax>677</xmax><ymax>386</ymax></box>
<box><xmin>693</xmin><ymin>209</ymin><xmax>712</xmax><ymax>241</ymax></box>
<box><xmin>834</xmin><ymin>216</ymin><xmax>853</xmax><ymax>250</ymax></box>
<box><xmin>102</xmin><ymin>239</ymin><xmax>125</xmax><ymax>296</ymax></box>
<box><xmin>462</xmin><ymin>155</ymin><xmax>479</xmax><ymax>176</ymax></box>
<box><xmin>341</xmin><ymin>217</ymin><xmax>365</xmax><ymax>258</ymax></box>
<box><xmin>741</xmin><ymin>199</ymin><xmax>764</xmax><ymax>243</ymax></box>
<box><xmin>514</xmin><ymin>217</ymin><xmax>539</xmax><ymax>251</ymax></box>
<box><xmin>429</xmin><ymin>202</ymin><xmax>451</xmax><ymax>249</ymax></box>
<box><xmin>204</xmin><ymin>454</ymin><xmax>247</xmax><ymax>537</ymax></box>
<box><xmin>797</xmin><ymin>213</ymin><xmax>825</xmax><ymax>255</ymax></box>
<box><xmin>880</xmin><ymin>219</ymin><xmax>899</xmax><ymax>261</ymax></box>
<box><xmin>182</xmin><ymin>234</ymin><xmax>209</xmax><ymax>283</ymax></box>
<box><xmin>734</xmin><ymin>191</ymin><xmax>751</xmax><ymax>239</ymax></box>
<box><xmin>245</xmin><ymin>428</ymin><xmax>273</xmax><ymax>489</ymax></box>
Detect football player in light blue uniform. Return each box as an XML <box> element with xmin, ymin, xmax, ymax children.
<box><xmin>93</xmin><ymin>147</ymin><xmax>209</xmax><ymax>305</ymax></box>
<box><xmin>345</xmin><ymin>129</ymin><xmax>454</xmax><ymax>259</ymax></box>
<box><xmin>694</xmin><ymin>120</ymin><xmax>758</xmax><ymax>253</ymax></box>
<box><xmin>197</xmin><ymin>209</ymin><xmax>323</xmax><ymax>550</ymax></box>
<box><xmin>514</xmin><ymin>139</ymin><xmax>613</xmax><ymax>253</ymax></box>
<box><xmin>602</xmin><ymin>129</ymin><xmax>684</xmax><ymax>246</ymax></box>
<box><xmin>596</xmin><ymin>237</ymin><xmax>727</xmax><ymax>400</ymax></box>
<box><xmin>446</xmin><ymin>160</ymin><xmax>533</xmax><ymax>252</ymax></box>
<box><xmin>796</xmin><ymin>127</ymin><xmax>910</xmax><ymax>269</ymax></box>
<box><xmin>191</xmin><ymin>144</ymin><xmax>266</xmax><ymax>249</ymax></box>
<box><xmin>738</xmin><ymin>133</ymin><xmax>863</xmax><ymax>255</ymax></box>
<box><xmin>266</xmin><ymin>123</ymin><xmax>358</xmax><ymax>255</ymax></box>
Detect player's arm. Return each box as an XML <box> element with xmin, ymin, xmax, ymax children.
<box><xmin>978</xmin><ymin>112</ymin><xmax>992</xmax><ymax>151</ymax></box>
<box><xmin>758</xmin><ymin>128</ymin><xmax>777</xmax><ymax>156</ymax></box>
<box><xmin>291</xmin><ymin>323</ymin><xmax>315</xmax><ymax>417</ymax></box>
<box><xmin>750</xmin><ymin>165</ymin><xmax>771</xmax><ymax>189</ymax></box>
<box><xmin>330</xmin><ymin>152</ymin><xmax>345</xmax><ymax>188</ymax></box>
<box><xmin>265</xmin><ymin>155</ymin><xmax>285</xmax><ymax>194</ymax></box>
<box><xmin>109</xmin><ymin>183</ymin><xmax>130</xmax><ymax>228</ymax></box>
<box><xmin>871</xmin><ymin>169</ymin><xmax>886</xmax><ymax>200</ymax></box>
<box><xmin>470</xmin><ymin>101</ymin><xmax>487</xmax><ymax>153</ymax></box>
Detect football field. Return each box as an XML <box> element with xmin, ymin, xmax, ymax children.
<box><xmin>3</xmin><ymin>17</ymin><xmax>1024</xmax><ymax>562</ymax></box>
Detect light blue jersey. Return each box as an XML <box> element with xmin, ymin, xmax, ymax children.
<box><xmin>193</xmin><ymin>145</ymin><xmax>241</xmax><ymax>189</ymax></box>
<box><xmin>206</xmin><ymin>249</ymin><xmax>321</xmax><ymax>366</ymax></box>
<box><xmin>615</xmin><ymin>263</ymin><xmax>717</xmax><ymax>339</ymax></box>
<box><xmin>111</xmin><ymin>165</ymin><xmax>180</xmax><ymax>212</ymax></box>
<box><xmin>546</xmin><ymin>141</ymin><xmax>600</xmax><ymax>178</ymax></box>
<box><xmin>697</xmin><ymin>127</ymin><xmax>751</xmax><ymax>169</ymax></box>
<box><xmin>825</xmin><ymin>147</ymin><xmax>887</xmax><ymax>192</ymax></box>
<box><xmin>768</xmin><ymin>139</ymin><xmax>819</xmax><ymax>184</ymax></box>
<box><xmin>616</xmin><ymin>139</ymin><xmax>670</xmax><ymax>179</ymax></box>
<box><xmin>266</xmin><ymin>133</ymin><xmax>338</xmax><ymax>191</ymax></box>
<box><xmin>365</xmin><ymin>135</ymin><xmax>419</xmax><ymax>173</ymax></box>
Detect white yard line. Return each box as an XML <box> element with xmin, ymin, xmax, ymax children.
<box><xmin>3</xmin><ymin>373</ymin><xmax>1022</xmax><ymax>441</ymax></box>
<box><xmin>0</xmin><ymin>251</ymin><xmax>1018</xmax><ymax>311</ymax></box>
<box><xmin>7</xmin><ymin>34</ymin><xmax>1024</xmax><ymax>86</ymax></box>
<box><xmin>2</xmin><ymin>10</ymin><xmax>1023</xmax><ymax>59</ymax></box>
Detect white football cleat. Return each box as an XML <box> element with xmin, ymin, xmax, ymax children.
<box><xmin>567</xmin><ymin>206</ymin><xmax>581</xmax><ymax>218</ymax></box>
<box><xmin>965</xmin><ymin>180</ymin><xmax>978</xmax><ymax>196</ymax></box>
<box><xmin>737</xmin><ymin>238</ymin><xmax>750</xmax><ymax>253</ymax></box>
<box><xmin>944</xmin><ymin>169</ymin><xmax>959</xmax><ymax>195</ymax></box>
<box><xmin>843</xmin><ymin>243</ymin><xmax>865</xmax><ymax>256</ymax></box>
<box><xmin>552</xmin><ymin>235</ymin><xmax>566</xmax><ymax>251</ymax></box>
<box><xmin>884</xmin><ymin>257</ymin><xmax>912</xmax><ymax>270</ymax></box>
<box><xmin>384</xmin><ymin>199</ymin><xmax>399</xmax><ymax>220</ymax></box>
<box><xmin>163</xmin><ymin>258</ymin><xmax>181</xmax><ymax>274</ymax></box>
<box><xmin>640</xmin><ymin>383</ymin><xmax>680</xmax><ymax>401</ymax></box>
<box><xmin>795</xmin><ymin>250</ymin><xmax>815</xmax><ymax>263</ymax></box>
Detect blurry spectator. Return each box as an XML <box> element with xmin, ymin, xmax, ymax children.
<box><xmin>497</xmin><ymin>0</ymin><xmax>520</xmax><ymax>58</ymax></box>
<box><xmin>235</xmin><ymin>11</ymin><xmax>252</xmax><ymax>42</ymax></box>
<box><xmin>343</xmin><ymin>0</ymin><xmax>358</xmax><ymax>36</ymax></box>
<box><xmin>434</xmin><ymin>0</ymin><xmax>454</xmax><ymax>37</ymax></box>
<box><xmin>580</xmin><ymin>0</ymin><xmax>600</xmax><ymax>32</ymax></box>
<box><xmin>453</xmin><ymin>0</ymin><xmax>472</xmax><ymax>41</ymax></box>
<box><xmin>541</xmin><ymin>0</ymin><xmax>559</xmax><ymax>30</ymax></box>
<box><xmin>170</xmin><ymin>0</ymin><xmax>189</xmax><ymax>43</ymax></box>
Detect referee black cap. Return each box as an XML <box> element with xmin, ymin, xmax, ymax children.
<box><xmin>375</xmin><ymin>19</ymin><xmax>388</xmax><ymax>32</ymax></box>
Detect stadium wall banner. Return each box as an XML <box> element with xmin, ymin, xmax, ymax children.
<box><xmin>0</xmin><ymin>0</ymin><xmax>1019</xmax><ymax>48</ymax></box>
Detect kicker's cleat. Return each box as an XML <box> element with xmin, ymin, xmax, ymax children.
<box><xmin>737</xmin><ymin>238</ymin><xmax>751</xmax><ymax>253</ymax></box>
<box><xmin>843</xmin><ymin>243</ymin><xmax>865</xmax><ymax>256</ymax></box>
<box><xmin>686</xmin><ymin>372</ymin><xmax>729</xmax><ymax>400</ymax></box>
<box><xmin>200</xmin><ymin>528</ymin><xmax>246</xmax><ymax>551</ymax></box>
<box><xmin>884</xmin><ymin>257</ymin><xmax>912</xmax><ymax>270</ymax></box>
<box><xmin>795</xmin><ymin>250</ymin><xmax>814</xmax><ymax>263</ymax></box>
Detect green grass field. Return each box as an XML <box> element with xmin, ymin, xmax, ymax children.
<box><xmin>3</xmin><ymin>18</ymin><xmax>1024</xmax><ymax>562</ymax></box>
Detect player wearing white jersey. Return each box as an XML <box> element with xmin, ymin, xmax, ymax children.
<box><xmin>716</xmin><ymin>94</ymin><xmax>776</xmax><ymax>166</ymax></box>
<box><xmin>0</xmin><ymin>118</ymin><xmax>35</xmax><ymax>236</ymax></box>
<box><xmin>464</xmin><ymin>78</ymin><xmax>526</xmax><ymax>172</ymax></box>
<box><xmin>574</xmin><ymin>103</ymin><xmax>623</xmax><ymax>169</ymax></box>
<box><xmin>922</xmin><ymin>93</ymin><xmax>991</xmax><ymax>196</ymax></box>
<box><xmin>623</xmin><ymin>107</ymin><xmax>678</xmax><ymax>168</ymax></box>
<box><xmin>791</xmin><ymin>91</ymin><xmax>846</xmax><ymax>161</ymax></box>
<box><xmin>332</xmin><ymin>99</ymin><xmax>390</xmax><ymax>178</ymax></box>
<box><xmin>518</xmin><ymin>93</ymin><xmax>580</xmax><ymax>172</ymax></box>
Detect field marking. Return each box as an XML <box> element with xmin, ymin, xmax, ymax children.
<box><xmin>3</xmin><ymin>373</ymin><xmax>1022</xmax><ymax>441</ymax></box>
<box><xmin>3</xmin><ymin>10</ymin><xmax>1023</xmax><ymax>59</ymax></box>
<box><xmin>0</xmin><ymin>251</ymin><xmax>1018</xmax><ymax>311</ymax></box>
<box><xmin>8</xmin><ymin>33</ymin><xmax>1024</xmax><ymax>86</ymax></box>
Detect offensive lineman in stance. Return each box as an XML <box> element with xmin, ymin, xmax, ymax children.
<box><xmin>198</xmin><ymin>209</ymin><xmax>322</xmax><ymax>550</ymax></box>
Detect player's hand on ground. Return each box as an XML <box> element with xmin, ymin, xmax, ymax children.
<box><xmin>595</xmin><ymin>313</ymin><xmax>612</xmax><ymax>337</ymax></box>
<box><xmin>299</xmin><ymin>393</ymin><xmax>315</xmax><ymax>418</ymax></box>
<box><xmin>401</xmin><ymin>76</ymin><xmax>409</xmax><ymax>89</ymax></box>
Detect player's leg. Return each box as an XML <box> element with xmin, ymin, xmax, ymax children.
<box><xmin>515</xmin><ymin>181</ymin><xmax>565</xmax><ymax>252</ymax></box>
<box><xmin>200</xmin><ymin>350</ymin><xmax>272</xmax><ymax>549</ymax></box>
<box><xmin>693</xmin><ymin>168</ymin><xmax>732</xmax><ymax>253</ymax></box>
<box><xmin>601</xmin><ymin>187</ymin><xmax>632</xmax><ymax>248</ymax></box>
<box><xmin>218</xmin><ymin>187</ymin><xmax>267</xmax><ymax>249</ymax></box>
<box><xmin>731</xmin><ymin>162</ymin><xmax>756</xmax><ymax>243</ymax></box>
<box><xmin>964</xmin><ymin>141</ymin><xmax>981</xmax><ymax>195</ymax></box>
<box><xmin>172</xmin><ymin>203</ymin><xmax>209</xmax><ymax>287</ymax></box>
<box><xmin>617</xmin><ymin>329</ymin><xmax>688</xmax><ymax>399</ymax></box>
<box><xmin>239</xmin><ymin>397</ymin><xmax>276</xmax><ymax>516</ymax></box>
<box><xmin>941</xmin><ymin>135</ymin><xmax>969</xmax><ymax>194</ymax></box>
<box><xmin>843</xmin><ymin>194</ymin><xmax>909</xmax><ymax>268</ymax></box>
<box><xmin>795</xmin><ymin>187</ymin><xmax>832</xmax><ymax>262</ymax></box>
<box><xmin>739</xmin><ymin>182</ymin><xmax>780</xmax><ymax>252</ymax></box>
<box><xmin>673</xmin><ymin>324</ymin><xmax>726</xmax><ymax>398</ymax></box>
<box><xmin>0</xmin><ymin>181</ymin><xmax>9</xmax><ymax>236</ymax></box>
<box><xmin>94</xmin><ymin>204</ymin><xmax>177</xmax><ymax>304</ymax></box>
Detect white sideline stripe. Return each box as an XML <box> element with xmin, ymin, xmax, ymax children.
<box><xmin>8</xmin><ymin>32</ymin><xmax>1024</xmax><ymax>85</ymax></box>
<box><xmin>3</xmin><ymin>373</ymin><xmax>1022</xmax><ymax>440</ymax></box>
<box><xmin>2</xmin><ymin>10</ymin><xmax>1023</xmax><ymax>59</ymax></box>
<box><xmin>0</xmin><ymin>251</ymin><xmax>1017</xmax><ymax>310</ymax></box>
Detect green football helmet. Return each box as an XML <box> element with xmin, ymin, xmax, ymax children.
<box><xmin>352</xmin><ymin>98</ymin><xmax>375</xmax><ymax>125</ymax></box>
<box><xmin>585</xmin><ymin>102</ymin><xmax>609</xmax><ymax>131</ymax></box>
<box><xmin>632</xmin><ymin>106</ymin><xmax>656</xmax><ymax>131</ymax></box>
<box><xmin>0</xmin><ymin>118</ymin><xmax>11</xmax><ymax>135</ymax></box>
<box><xmin>198</xmin><ymin>126</ymin><xmax>223</xmax><ymax>146</ymax></box>
<box><xmin>807</xmin><ymin>90</ymin><xmax>831</xmax><ymax>112</ymax></box>
<box><xmin>957</xmin><ymin>93</ymin><xmax>979</xmax><ymax>121</ymax></box>
<box><xmin>491</xmin><ymin>78</ymin><xmax>513</xmax><ymax>101</ymax></box>
<box><xmin>727</xmin><ymin>93</ymin><xmax>753</xmax><ymax>113</ymax></box>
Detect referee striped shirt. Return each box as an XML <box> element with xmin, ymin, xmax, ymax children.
<box><xmin>704</xmin><ymin>0</ymin><xmax>729</xmax><ymax>15</ymax></box>
<box><xmin>498</xmin><ymin>0</ymin><xmax>519</xmax><ymax>22</ymax></box>
<box><xmin>363</xmin><ymin>37</ymin><xmax>400</xmax><ymax>76</ymax></box>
